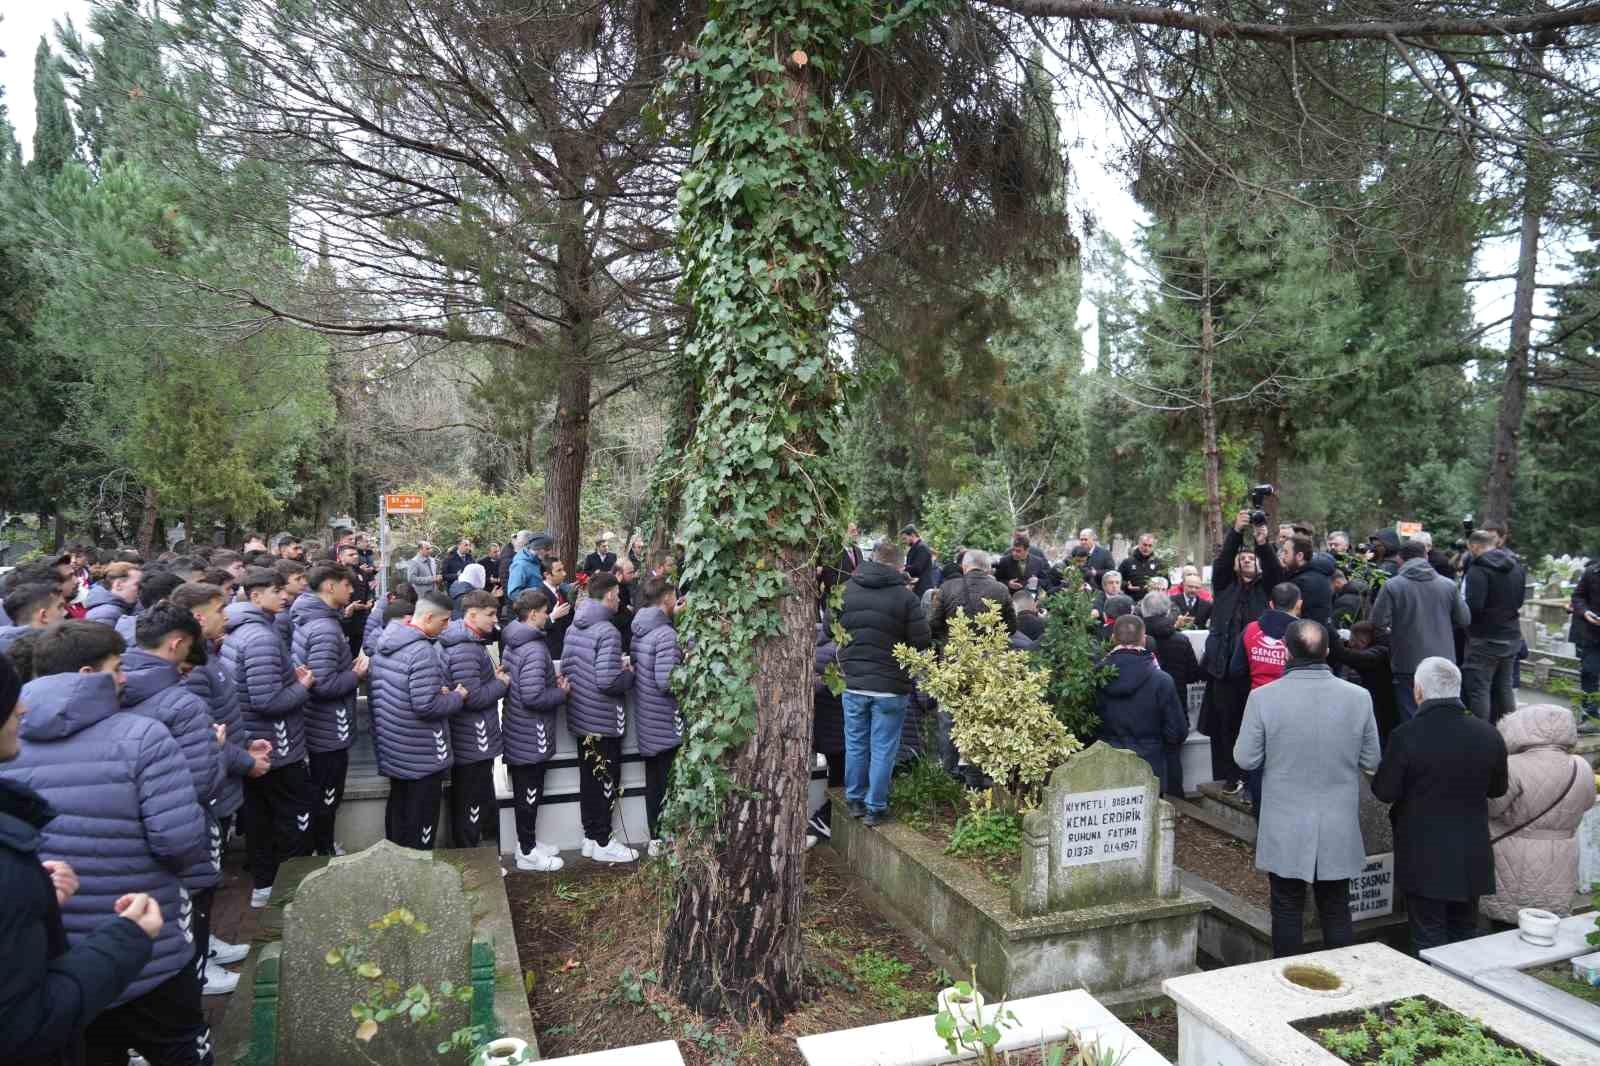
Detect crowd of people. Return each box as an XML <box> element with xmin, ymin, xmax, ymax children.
<box><xmin>2</xmin><ymin>510</ymin><xmax>1598</xmax><ymax>1063</ymax></box>
<box><xmin>0</xmin><ymin>527</ymin><xmax>685</xmax><ymax>1066</ymax></box>
<box><xmin>828</xmin><ymin>514</ymin><xmax>1599</xmax><ymax>961</ymax></box>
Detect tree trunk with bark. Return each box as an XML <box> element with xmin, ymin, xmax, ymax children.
<box><xmin>1258</xmin><ymin>413</ymin><xmax>1283</xmax><ymax>530</ymax></box>
<box><xmin>1200</xmin><ymin>284</ymin><xmax>1223</xmax><ymax>551</ymax></box>
<box><xmin>1483</xmin><ymin>44</ymin><xmax>1548</xmax><ymax>529</ymax></box>
<box><xmin>547</xmin><ymin>192</ymin><xmax>595</xmax><ymax>576</ymax></box>
<box><xmin>661</xmin><ymin>560</ymin><xmax>816</xmax><ymax>1021</ymax></box>
<box><xmin>136</xmin><ymin>486</ymin><xmax>160</xmax><ymax>559</ymax></box>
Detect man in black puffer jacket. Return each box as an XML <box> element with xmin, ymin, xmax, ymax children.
<box><xmin>1280</xmin><ymin>535</ymin><xmax>1335</xmax><ymax>629</ymax></box>
<box><xmin>1462</xmin><ymin>530</ymin><xmax>1526</xmax><ymax>723</ymax></box>
<box><xmin>933</xmin><ymin>549</ymin><xmax>1016</xmax><ymax>646</ymax></box>
<box><xmin>839</xmin><ymin>541</ymin><xmax>931</xmax><ymax>826</ymax></box>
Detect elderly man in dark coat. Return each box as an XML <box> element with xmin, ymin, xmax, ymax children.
<box><xmin>1372</xmin><ymin>656</ymin><xmax>1509</xmax><ymax>952</ymax></box>
<box><xmin>1235</xmin><ymin>620</ymin><xmax>1380</xmax><ymax>957</ymax></box>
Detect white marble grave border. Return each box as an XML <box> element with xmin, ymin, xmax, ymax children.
<box><xmin>794</xmin><ymin>988</ymin><xmax>1170</xmax><ymax>1066</ymax></box>
<box><xmin>1422</xmin><ymin>914</ymin><xmax>1600</xmax><ymax>1045</ymax></box>
<box><xmin>1163</xmin><ymin>943</ymin><xmax>1596</xmax><ymax>1065</ymax></box>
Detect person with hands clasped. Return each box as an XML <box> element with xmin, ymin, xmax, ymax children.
<box><xmin>0</xmin><ymin>650</ymin><xmax>165</xmax><ymax>1066</ymax></box>
<box><xmin>502</xmin><ymin>589</ymin><xmax>570</xmax><ymax>872</ymax></box>
<box><xmin>291</xmin><ymin>564</ymin><xmax>370</xmax><ymax>858</ymax></box>
<box><xmin>0</xmin><ymin>623</ymin><xmax>215</xmax><ymax>1065</ymax></box>
<box><xmin>370</xmin><ymin>591</ymin><xmax>466</xmax><ymax>850</ymax></box>
<box><xmin>439</xmin><ymin>590</ymin><xmax>509</xmax><ymax>851</ymax></box>
<box><xmin>222</xmin><ymin>567</ymin><xmax>316</xmax><ymax>910</ymax></box>
<box><xmin>564</xmin><ymin>572</ymin><xmax>637</xmax><ymax>863</ymax></box>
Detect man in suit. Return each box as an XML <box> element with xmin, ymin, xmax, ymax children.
<box><xmin>1372</xmin><ymin>656</ymin><xmax>1509</xmax><ymax>952</ymax></box>
<box><xmin>1170</xmin><ymin>569</ymin><xmax>1213</xmax><ymax>629</ymax></box>
<box><xmin>581</xmin><ymin>533</ymin><xmax>618</xmax><ymax>575</ymax></box>
<box><xmin>1234</xmin><ymin>619</ymin><xmax>1380</xmax><ymax>957</ymax></box>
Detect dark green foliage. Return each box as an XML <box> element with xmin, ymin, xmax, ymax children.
<box><xmin>1037</xmin><ymin>582</ymin><xmax>1114</xmax><ymax>741</ymax></box>
<box><xmin>28</xmin><ymin>39</ymin><xmax>75</xmax><ymax>179</ymax></box>
<box><xmin>945</xmin><ymin>806</ymin><xmax>1022</xmax><ymax>867</ymax></box>
<box><xmin>1309</xmin><ymin>996</ymin><xmax>1547</xmax><ymax>1064</ymax></box>
<box><xmin>889</xmin><ymin>754</ymin><xmax>964</xmax><ymax>832</ymax></box>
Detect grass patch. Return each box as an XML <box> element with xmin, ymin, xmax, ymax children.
<box><xmin>1528</xmin><ymin>964</ymin><xmax>1600</xmax><ymax>1006</ymax></box>
<box><xmin>848</xmin><ymin>948</ymin><xmax>919</xmax><ymax>1015</ymax></box>
<box><xmin>1294</xmin><ymin>996</ymin><xmax>1551</xmax><ymax>1064</ymax></box>
<box><xmin>889</xmin><ymin>754</ymin><xmax>964</xmax><ymax>831</ymax></box>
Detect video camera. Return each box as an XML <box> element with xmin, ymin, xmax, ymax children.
<box><xmin>1248</xmin><ymin>484</ymin><xmax>1275</xmax><ymax>527</ymax></box>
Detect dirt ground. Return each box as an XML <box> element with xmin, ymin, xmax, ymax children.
<box><xmin>1172</xmin><ymin>812</ymin><xmax>1269</xmax><ymax>909</ymax></box>
<box><xmin>506</xmin><ymin>845</ymin><xmax>1181</xmax><ymax>1063</ymax></box>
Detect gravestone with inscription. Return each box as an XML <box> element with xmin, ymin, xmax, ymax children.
<box><xmin>1013</xmin><ymin>742</ymin><xmax>1178</xmax><ymax>917</ymax></box>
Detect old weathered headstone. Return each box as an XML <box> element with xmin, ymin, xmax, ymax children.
<box><xmin>1012</xmin><ymin>742</ymin><xmax>1177</xmax><ymax>916</ymax></box>
<box><xmin>277</xmin><ymin>841</ymin><xmax>474</xmax><ymax>1066</ymax></box>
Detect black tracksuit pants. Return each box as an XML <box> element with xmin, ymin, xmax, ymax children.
<box><xmin>242</xmin><ymin>761</ymin><xmax>314</xmax><ymax>890</ymax></box>
<box><xmin>84</xmin><ymin>964</ymin><xmax>213</xmax><ymax>1066</ymax></box>
<box><xmin>509</xmin><ymin>761</ymin><xmax>549</xmax><ymax>854</ymax></box>
<box><xmin>307</xmin><ymin>747</ymin><xmax>350</xmax><ymax>855</ymax></box>
<box><xmin>385</xmin><ymin>770</ymin><xmax>445</xmax><ymax>849</ymax></box>
<box><xmin>642</xmin><ymin>748</ymin><xmax>677</xmax><ymax>840</ymax></box>
<box><xmin>577</xmin><ymin>735</ymin><xmax>623</xmax><ymax>846</ymax></box>
<box><xmin>450</xmin><ymin>758</ymin><xmax>499</xmax><ymax>849</ymax></box>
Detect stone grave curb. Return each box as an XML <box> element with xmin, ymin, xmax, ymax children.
<box><xmin>828</xmin><ymin>788</ymin><xmax>1208</xmax><ymax>1000</ymax></box>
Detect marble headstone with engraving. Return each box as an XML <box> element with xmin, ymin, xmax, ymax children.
<box><xmin>1012</xmin><ymin>742</ymin><xmax>1178</xmax><ymax>917</ymax></box>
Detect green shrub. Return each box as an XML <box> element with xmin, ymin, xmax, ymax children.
<box><xmin>895</xmin><ymin>605</ymin><xmax>1079</xmax><ymax>810</ymax></box>
<box><xmin>945</xmin><ymin>797</ymin><xmax>1023</xmax><ymax>866</ymax></box>
<box><xmin>889</xmin><ymin>754</ymin><xmax>964</xmax><ymax>831</ymax></box>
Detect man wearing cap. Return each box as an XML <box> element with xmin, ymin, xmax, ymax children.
<box><xmin>582</xmin><ymin>533</ymin><xmax>618</xmax><ymax>576</ymax></box>
<box><xmin>506</xmin><ymin>532</ymin><xmax>549</xmax><ymax>601</ymax></box>
<box><xmin>901</xmin><ymin>525</ymin><xmax>934</xmax><ymax>598</ymax></box>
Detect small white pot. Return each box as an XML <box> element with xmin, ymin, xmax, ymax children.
<box><xmin>937</xmin><ymin>985</ymin><xmax>987</xmax><ymax>1019</ymax></box>
<box><xmin>479</xmin><ymin>1037</ymin><xmax>530</xmax><ymax>1066</ymax></box>
<box><xmin>1517</xmin><ymin>907</ymin><xmax>1560</xmax><ymax>945</ymax></box>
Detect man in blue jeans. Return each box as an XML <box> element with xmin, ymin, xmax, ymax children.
<box><xmin>838</xmin><ymin>540</ymin><xmax>932</xmax><ymax>826</ymax></box>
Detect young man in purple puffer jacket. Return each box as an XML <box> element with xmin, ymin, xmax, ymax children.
<box><xmin>501</xmin><ymin>589</ymin><xmax>569</xmax><ymax>872</ymax></box>
<box><xmin>564</xmin><ymin>572</ymin><xmax>636</xmax><ymax>864</ymax></box>
<box><xmin>0</xmin><ymin>621</ymin><xmax>213</xmax><ymax>1065</ymax></box>
<box><xmin>630</xmin><ymin>578</ymin><xmax>683</xmax><ymax>856</ymax></box>
<box><xmin>438</xmin><ymin>590</ymin><xmax>509</xmax><ymax>850</ymax></box>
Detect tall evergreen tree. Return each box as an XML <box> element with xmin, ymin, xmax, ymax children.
<box><xmin>29</xmin><ymin>38</ymin><xmax>76</xmax><ymax>179</ymax></box>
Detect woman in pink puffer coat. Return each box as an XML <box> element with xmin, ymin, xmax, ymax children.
<box><xmin>1480</xmin><ymin>704</ymin><xmax>1597</xmax><ymax>924</ymax></box>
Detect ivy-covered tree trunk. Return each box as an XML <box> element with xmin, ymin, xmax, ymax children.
<box><xmin>659</xmin><ymin>0</ymin><xmax>916</xmax><ymax>1024</ymax></box>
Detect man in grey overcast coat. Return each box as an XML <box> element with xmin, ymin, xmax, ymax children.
<box><xmin>1235</xmin><ymin>619</ymin><xmax>1382</xmax><ymax>957</ymax></box>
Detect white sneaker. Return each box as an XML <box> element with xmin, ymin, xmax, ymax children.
<box><xmin>332</xmin><ymin>842</ymin><xmax>347</xmax><ymax>857</ymax></box>
<box><xmin>208</xmin><ymin>937</ymin><xmax>249</xmax><ymax>965</ymax></box>
<box><xmin>805</xmin><ymin>834</ymin><xmax>819</xmax><ymax>851</ymax></box>
<box><xmin>249</xmin><ymin>887</ymin><xmax>271</xmax><ymax>909</ymax></box>
<box><xmin>582</xmin><ymin>837</ymin><xmax>596</xmax><ymax>858</ymax></box>
<box><xmin>590</xmin><ymin>839</ymin><xmax>638</xmax><ymax>864</ymax></box>
<box><xmin>202</xmin><ymin>960</ymin><xmax>240</xmax><ymax>995</ymax></box>
<box><xmin>533</xmin><ymin>841</ymin><xmax>561</xmax><ymax>858</ymax></box>
<box><xmin>514</xmin><ymin>847</ymin><xmax>564</xmax><ymax>872</ymax></box>
<box><xmin>647</xmin><ymin>838</ymin><xmax>667</xmax><ymax>858</ymax></box>
<box><xmin>129</xmin><ymin>1054</ymin><xmax>149</xmax><ymax>1066</ymax></box>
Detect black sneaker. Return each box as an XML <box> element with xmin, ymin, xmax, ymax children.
<box><xmin>847</xmin><ymin>800</ymin><xmax>867</xmax><ymax>819</ymax></box>
<box><xmin>809</xmin><ymin>812</ymin><xmax>832</xmax><ymax>840</ymax></box>
<box><xmin>863</xmin><ymin>810</ymin><xmax>890</xmax><ymax>828</ymax></box>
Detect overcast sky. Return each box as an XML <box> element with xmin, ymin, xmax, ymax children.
<box><xmin>1</xmin><ymin>1</ymin><xmax>92</xmax><ymax>152</ymax></box>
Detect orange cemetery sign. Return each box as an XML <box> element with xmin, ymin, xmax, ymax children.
<box><xmin>1396</xmin><ymin>521</ymin><xmax>1423</xmax><ymax>538</ymax></box>
<box><xmin>384</xmin><ymin>493</ymin><xmax>426</xmax><ymax>515</ymax></box>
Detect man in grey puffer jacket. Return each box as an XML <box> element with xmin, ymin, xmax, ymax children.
<box><xmin>439</xmin><ymin>590</ymin><xmax>509</xmax><ymax>850</ymax></box>
<box><xmin>1371</xmin><ymin>541</ymin><xmax>1469</xmax><ymax>723</ymax></box>
<box><xmin>222</xmin><ymin>568</ymin><xmax>316</xmax><ymax>907</ymax></box>
<box><xmin>564</xmin><ymin>572</ymin><xmax>636</xmax><ymax>863</ymax></box>
<box><xmin>631</xmin><ymin>578</ymin><xmax>683</xmax><ymax>854</ymax></box>
<box><xmin>1</xmin><ymin>621</ymin><xmax>214</xmax><ymax>1066</ymax></box>
<box><xmin>371</xmin><ymin>592</ymin><xmax>466</xmax><ymax>850</ymax></box>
